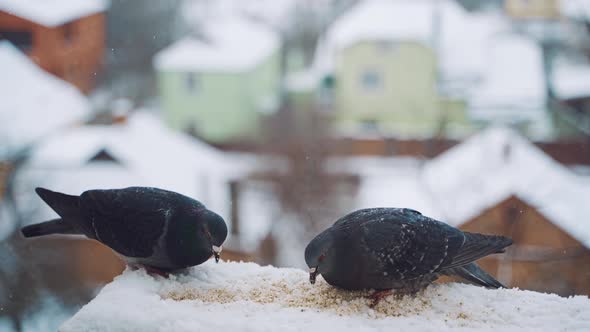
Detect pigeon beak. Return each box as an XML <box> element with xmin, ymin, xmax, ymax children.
<box><xmin>212</xmin><ymin>245</ymin><xmax>222</xmax><ymax>263</ymax></box>
<box><xmin>309</xmin><ymin>267</ymin><xmax>318</xmax><ymax>285</ymax></box>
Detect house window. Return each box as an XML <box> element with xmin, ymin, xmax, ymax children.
<box><xmin>185</xmin><ymin>72</ymin><xmax>200</xmax><ymax>94</ymax></box>
<box><xmin>63</xmin><ymin>22</ymin><xmax>76</xmax><ymax>44</ymax></box>
<box><xmin>0</xmin><ymin>30</ymin><xmax>33</xmax><ymax>52</ymax></box>
<box><xmin>361</xmin><ymin>119</ymin><xmax>379</xmax><ymax>131</ymax></box>
<box><xmin>360</xmin><ymin>69</ymin><xmax>382</xmax><ymax>92</ymax></box>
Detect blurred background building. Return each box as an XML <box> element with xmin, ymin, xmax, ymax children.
<box><xmin>1</xmin><ymin>0</ymin><xmax>590</xmax><ymax>331</ymax></box>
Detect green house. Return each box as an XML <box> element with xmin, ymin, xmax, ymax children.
<box><xmin>309</xmin><ymin>0</ymin><xmax>480</xmax><ymax>137</ymax></box>
<box><xmin>154</xmin><ymin>16</ymin><xmax>281</xmax><ymax>143</ymax></box>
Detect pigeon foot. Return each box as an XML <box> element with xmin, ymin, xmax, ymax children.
<box><xmin>368</xmin><ymin>289</ymin><xmax>394</xmax><ymax>308</ymax></box>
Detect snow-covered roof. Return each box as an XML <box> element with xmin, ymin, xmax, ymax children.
<box><xmin>60</xmin><ymin>261</ymin><xmax>590</xmax><ymax>331</ymax></box>
<box><xmin>27</xmin><ymin>112</ymin><xmax>234</xmax><ymax>199</ymax></box>
<box><xmin>468</xmin><ymin>34</ymin><xmax>547</xmax><ymax>121</ymax></box>
<box><xmin>0</xmin><ymin>41</ymin><xmax>90</xmax><ymax>158</ymax></box>
<box><xmin>154</xmin><ymin>16</ymin><xmax>280</xmax><ymax>72</ymax></box>
<box><xmin>0</xmin><ymin>0</ymin><xmax>109</xmax><ymax>27</ymax></box>
<box><xmin>551</xmin><ymin>56</ymin><xmax>590</xmax><ymax>100</ymax></box>
<box><xmin>422</xmin><ymin>127</ymin><xmax>590</xmax><ymax>248</ymax></box>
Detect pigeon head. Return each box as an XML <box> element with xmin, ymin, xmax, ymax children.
<box><xmin>304</xmin><ymin>230</ymin><xmax>335</xmax><ymax>285</ymax></box>
<box><xmin>199</xmin><ymin>209</ymin><xmax>228</xmax><ymax>263</ymax></box>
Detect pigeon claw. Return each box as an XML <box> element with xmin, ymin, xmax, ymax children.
<box><xmin>309</xmin><ymin>267</ymin><xmax>318</xmax><ymax>285</ymax></box>
<box><xmin>368</xmin><ymin>289</ymin><xmax>393</xmax><ymax>308</ymax></box>
<box><xmin>212</xmin><ymin>245</ymin><xmax>222</xmax><ymax>263</ymax></box>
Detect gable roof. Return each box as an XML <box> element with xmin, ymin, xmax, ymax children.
<box><xmin>0</xmin><ymin>41</ymin><xmax>90</xmax><ymax>158</ymax></box>
<box><xmin>154</xmin><ymin>15</ymin><xmax>280</xmax><ymax>72</ymax></box>
<box><xmin>0</xmin><ymin>0</ymin><xmax>109</xmax><ymax>27</ymax></box>
<box><xmin>28</xmin><ymin>112</ymin><xmax>232</xmax><ymax>180</ymax></box>
<box><xmin>422</xmin><ymin>127</ymin><xmax>590</xmax><ymax>248</ymax></box>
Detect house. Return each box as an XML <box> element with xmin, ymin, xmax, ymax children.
<box><xmin>504</xmin><ymin>0</ymin><xmax>561</xmax><ymax>19</ymax></box>
<box><xmin>0</xmin><ymin>41</ymin><xmax>90</xmax><ymax>159</ymax></box>
<box><xmin>421</xmin><ymin>127</ymin><xmax>590</xmax><ymax>295</ymax></box>
<box><xmin>310</xmin><ymin>0</ymin><xmax>552</xmax><ymax>138</ymax></box>
<box><xmin>0</xmin><ymin>0</ymin><xmax>108</xmax><ymax>93</ymax></box>
<box><xmin>312</xmin><ymin>0</ymin><xmax>465</xmax><ymax>137</ymax></box>
<box><xmin>154</xmin><ymin>15</ymin><xmax>281</xmax><ymax>143</ymax></box>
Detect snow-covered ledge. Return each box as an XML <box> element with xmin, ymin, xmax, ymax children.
<box><xmin>61</xmin><ymin>261</ymin><xmax>590</xmax><ymax>331</ymax></box>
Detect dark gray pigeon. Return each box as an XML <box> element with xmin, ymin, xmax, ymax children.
<box><xmin>21</xmin><ymin>187</ymin><xmax>228</xmax><ymax>274</ymax></box>
<box><xmin>305</xmin><ymin>208</ymin><xmax>512</xmax><ymax>297</ymax></box>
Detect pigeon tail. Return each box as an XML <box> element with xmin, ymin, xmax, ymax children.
<box><xmin>21</xmin><ymin>218</ymin><xmax>77</xmax><ymax>237</ymax></box>
<box><xmin>447</xmin><ymin>262</ymin><xmax>506</xmax><ymax>289</ymax></box>
<box><xmin>35</xmin><ymin>187</ymin><xmax>81</xmax><ymax>219</ymax></box>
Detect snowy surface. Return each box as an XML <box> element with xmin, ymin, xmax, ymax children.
<box><xmin>0</xmin><ymin>42</ymin><xmax>91</xmax><ymax>157</ymax></box>
<box><xmin>61</xmin><ymin>261</ymin><xmax>590</xmax><ymax>332</ymax></box>
<box><xmin>422</xmin><ymin>127</ymin><xmax>590</xmax><ymax>247</ymax></box>
<box><xmin>0</xmin><ymin>0</ymin><xmax>109</xmax><ymax>27</ymax></box>
<box><xmin>154</xmin><ymin>15</ymin><xmax>280</xmax><ymax>72</ymax></box>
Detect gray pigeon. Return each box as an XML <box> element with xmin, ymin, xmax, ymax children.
<box><xmin>21</xmin><ymin>187</ymin><xmax>227</xmax><ymax>274</ymax></box>
<box><xmin>305</xmin><ymin>208</ymin><xmax>512</xmax><ymax>297</ymax></box>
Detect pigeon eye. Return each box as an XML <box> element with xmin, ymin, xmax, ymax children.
<box><xmin>318</xmin><ymin>253</ymin><xmax>326</xmax><ymax>262</ymax></box>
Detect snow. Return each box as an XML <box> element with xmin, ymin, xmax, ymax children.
<box><xmin>0</xmin><ymin>0</ymin><xmax>109</xmax><ymax>27</ymax></box>
<box><xmin>154</xmin><ymin>15</ymin><xmax>280</xmax><ymax>72</ymax></box>
<box><xmin>551</xmin><ymin>56</ymin><xmax>590</xmax><ymax>100</ymax></box>
<box><xmin>0</xmin><ymin>42</ymin><xmax>91</xmax><ymax>158</ymax></box>
<box><xmin>326</xmin><ymin>0</ymin><xmax>438</xmax><ymax>49</ymax></box>
<box><xmin>60</xmin><ymin>261</ymin><xmax>590</xmax><ymax>332</ymax></box>
<box><xmin>422</xmin><ymin>127</ymin><xmax>590</xmax><ymax>248</ymax></box>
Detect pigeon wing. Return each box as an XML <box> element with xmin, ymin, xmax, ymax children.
<box><xmin>78</xmin><ymin>188</ymin><xmax>170</xmax><ymax>257</ymax></box>
<box><xmin>361</xmin><ymin>209</ymin><xmax>465</xmax><ymax>280</ymax></box>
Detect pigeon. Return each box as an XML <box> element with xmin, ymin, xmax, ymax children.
<box><xmin>305</xmin><ymin>208</ymin><xmax>512</xmax><ymax>298</ymax></box>
<box><xmin>21</xmin><ymin>187</ymin><xmax>228</xmax><ymax>274</ymax></box>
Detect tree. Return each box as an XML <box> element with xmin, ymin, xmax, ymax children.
<box><xmin>98</xmin><ymin>0</ymin><xmax>186</xmax><ymax>102</ymax></box>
